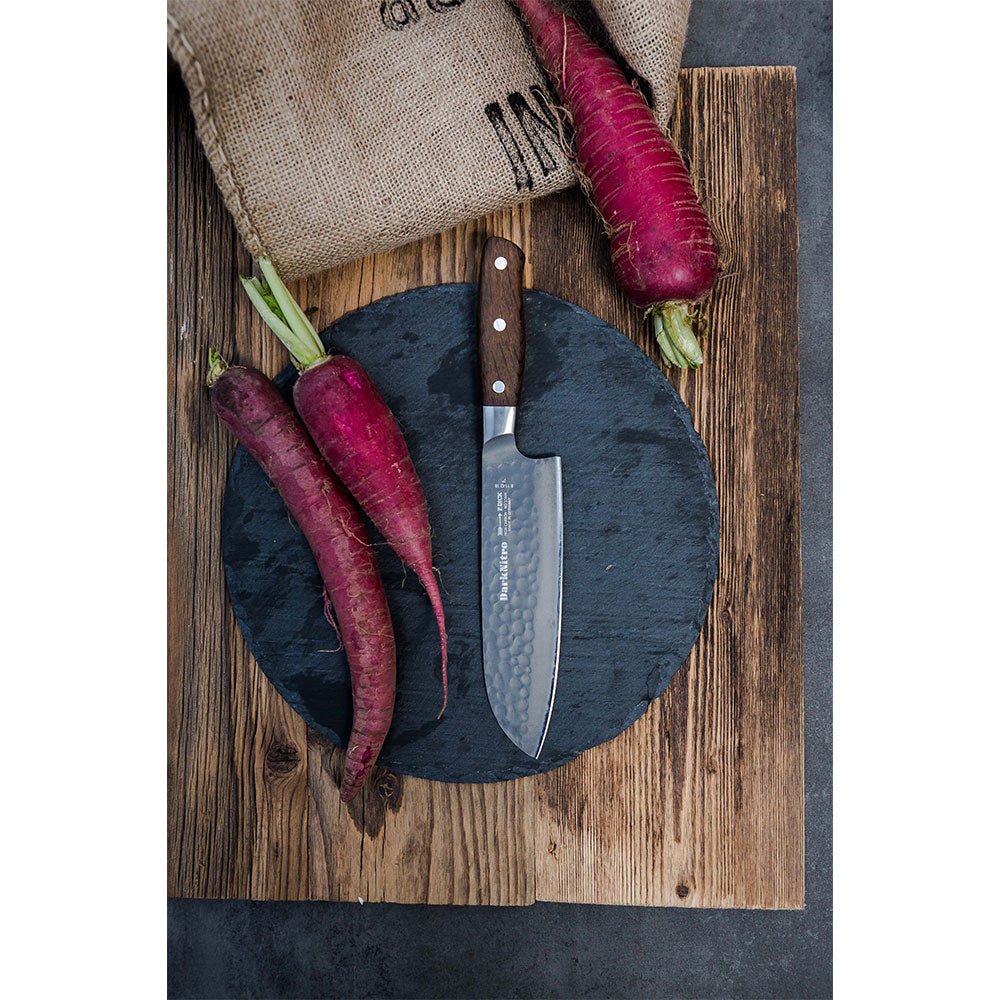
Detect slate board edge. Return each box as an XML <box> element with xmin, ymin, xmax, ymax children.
<box><xmin>221</xmin><ymin>284</ymin><xmax>719</xmax><ymax>784</ymax></box>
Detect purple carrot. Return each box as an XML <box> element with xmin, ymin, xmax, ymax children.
<box><xmin>240</xmin><ymin>261</ymin><xmax>449</xmax><ymax>715</ymax></box>
<box><xmin>208</xmin><ymin>353</ymin><xmax>395</xmax><ymax>802</ymax></box>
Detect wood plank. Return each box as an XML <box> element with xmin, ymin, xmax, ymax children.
<box><xmin>169</xmin><ymin>61</ymin><xmax>536</xmax><ymax>904</ymax></box>
<box><xmin>303</xmin><ymin>207</ymin><xmax>537</xmax><ymax>906</ymax></box>
<box><xmin>168</xmin><ymin>65</ymin><xmax>310</xmax><ymax>900</ymax></box>
<box><xmin>529</xmin><ymin>67</ymin><xmax>803</xmax><ymax>908</ymax></box>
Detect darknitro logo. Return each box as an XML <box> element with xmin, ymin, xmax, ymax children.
<box><xmin>486</xmin><ymin>86</ymin><xmax>567</xmax><ymax>192</ymax></box>
<box><xmin>380</xmin><ymin>0</ymin><xmax>465</xmax><ymax>31</ymax></box>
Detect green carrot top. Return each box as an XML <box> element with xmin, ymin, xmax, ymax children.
<box><xmin>239</xmin><ymin>259</ymin><xmax>326</xmax><ymax>369</ymax></box>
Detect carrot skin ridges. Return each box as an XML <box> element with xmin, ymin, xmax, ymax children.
<box><xmin>514</xmin><ymin>0</ymin><xmax>718</xmax><ymax>366</ymax></box>
<box><xmin>236</xmin><ymin>260</ymin><xmax>450</xmax><ymax>711</ymax></box>
<box><xmin>209</xmin><ymin>363</ymin><xmax>396</xmax><ymax>802</ymax></box>
<box><xmin>293</xmin><ymin>355</ymin><xmax>449</xmax><ymax>713</ymax></box>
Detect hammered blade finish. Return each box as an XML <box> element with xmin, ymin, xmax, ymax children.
<box><xmin>481</xmin><ymin>434</ymin><xmax>563</xmax><ymax>758</ymax></box>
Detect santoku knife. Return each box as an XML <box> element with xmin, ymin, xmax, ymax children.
<box><xmin>478</xmin><ymin>236</ymin><xmax>563</xmax><ymax>758</ymax></box>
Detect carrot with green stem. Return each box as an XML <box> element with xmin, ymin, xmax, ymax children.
<box><xmin>514</xmin><ymin>0</ymin><xmax>719</xmax><ymax>368</ymax></box>
<box><xmin>240</xmin><ymin>260</ymin><xmax>449</xmax><ymax>714</ymax></box>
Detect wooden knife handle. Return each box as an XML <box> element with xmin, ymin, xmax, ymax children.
<box><xmin>478</xmin><ymin>236</ymin><xmax>526</xmax><ymax>407</ymax></box>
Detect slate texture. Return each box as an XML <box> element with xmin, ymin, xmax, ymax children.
<box><xmin>222</xmin><ymin>285</ymin><xmax>718</xmax><ymax>782</ymax></box>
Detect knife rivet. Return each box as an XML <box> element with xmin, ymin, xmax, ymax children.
<box><xmin>492</xmin><ymin>379</ymin><xmax>506</xmax><ymax>393</ymax></box>
<box><xmin>493</xmin><ymin>317</ymin><xmax>507</xmax><ymax>331</ymax></box>
<box><xmin>494</xmin><ymin>256</ymin><xmax>508</xmax><ymax>270</ymax></box>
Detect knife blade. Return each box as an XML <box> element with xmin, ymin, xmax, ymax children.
<box><xmin>478</xmin><ymin>236</ymin><xmax>563</xmax><ymax>758</ymax></box>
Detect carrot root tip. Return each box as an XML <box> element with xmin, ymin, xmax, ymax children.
<box><xmin>650</xmin><ymin>303</ymin><xmax>705</xmax><ymax>370</ymax></box>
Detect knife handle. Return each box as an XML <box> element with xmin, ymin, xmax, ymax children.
<box><xmin>478</xmin><ymin>236</ymin><xmax>526</xmax><ymax>407</ymax></box>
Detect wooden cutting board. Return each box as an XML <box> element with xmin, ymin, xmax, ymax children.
<box><xmin>168</xmin><ymin>66</ymin><xmax>803</xmax><ymax>909</ymax></box>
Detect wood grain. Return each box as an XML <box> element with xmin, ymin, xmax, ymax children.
<box><xmin>478</xmin><ymin>236</ymin><xmax>527</xmax><ymax>406</ymax></box>
<box><xmin>529</xmin><ymin>66</ymin><xmax>803</xmax><ymax>909</ymax></box>
<box><xmin>168</xmin><ymin>66</ymin><xmax>802</xmax><ymax>907</ymax></box>
<box><xmin>168</xmin><ymin>65</ymin><xmax>310</xmax><ymax>901</ymax></box>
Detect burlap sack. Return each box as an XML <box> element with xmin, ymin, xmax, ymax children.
<box><xmin>168</xmin><ymin>0</ymin><xmax>690</xmax><ymax>280</ymax></box>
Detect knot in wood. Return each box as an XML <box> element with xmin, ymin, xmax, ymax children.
<box><xmin>265</xmin><ymin>741</ymin><xmax>301</xmax><ymax>776</ymax></box>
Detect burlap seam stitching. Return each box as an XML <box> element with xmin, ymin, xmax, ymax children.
<box><xmin>167</xmin><ymin>14</ymin><xmax>267</xmax><ymax>257</ymax></box>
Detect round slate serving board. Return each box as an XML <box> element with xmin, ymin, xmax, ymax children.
<box><xmin>222</xmin><ymin>285</ymin><xmax>718</xmax><ymax>783</ymax></box>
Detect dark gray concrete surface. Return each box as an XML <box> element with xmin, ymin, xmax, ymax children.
<box><xmin>168</xmin><ymin>2</ymin><xmax>832</xmax><ymax>997</ymax></box>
